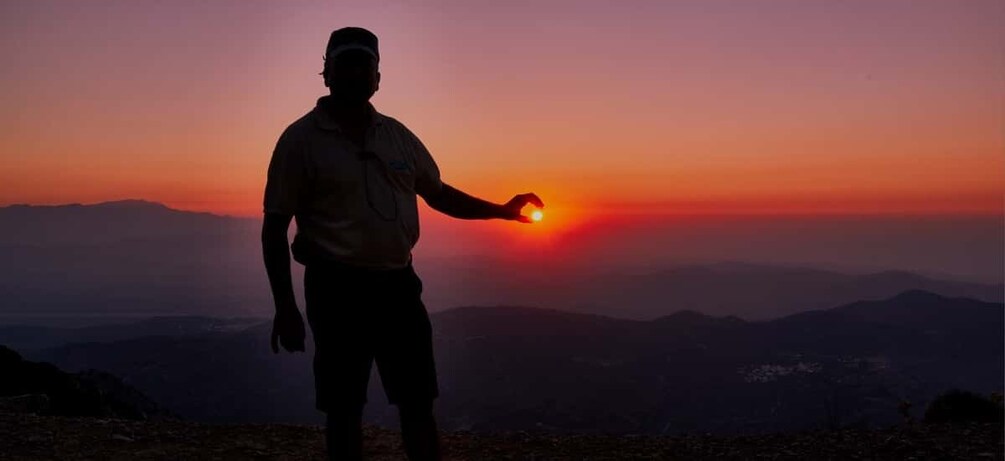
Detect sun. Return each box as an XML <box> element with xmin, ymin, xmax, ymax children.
<box><xmin>530</xmin><ymin>210</ymin><xmax>544</xmax><ymax>222</ymax></box>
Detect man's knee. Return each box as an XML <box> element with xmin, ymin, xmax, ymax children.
<box><xmin>325</xmin><ymin>401</ymin><xmax>365</xmax><ymax>424</ymax></box>
<box><xmin>396</xmin><ymin>398</ymin><xmax>435</xmax><ymax>419</ymax></box>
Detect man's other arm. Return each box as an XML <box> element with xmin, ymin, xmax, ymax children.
<box><xmin>261</xmin><ymin>213</ymin><xmax>305</xmax><ymax>353</ymax></box>
<box><xmin>262</xmin><ymin>212</ymin><xmax>297</xmax><ymax>311</ymax></box>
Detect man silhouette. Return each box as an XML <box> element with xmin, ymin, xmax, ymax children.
<box><xmin>261</xmin><ymin>26</ymin><xmax>544</xmax><ymax>461</ymax></box>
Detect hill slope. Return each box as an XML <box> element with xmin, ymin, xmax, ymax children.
<box><xmin>8</xmin><ymin>290</ymin><xmax>1000</xmax><ymax>435</ymax></box>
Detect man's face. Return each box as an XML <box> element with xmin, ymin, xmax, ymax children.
<box><xmin>325</xmin><ymin>49</ymin><xmax>379</xmax><ymax>104</ymax></box>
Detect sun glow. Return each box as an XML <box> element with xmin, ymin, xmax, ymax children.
<box><xmin>531</xmin><ymin>210</ymin><xmax>544</xmax><ymax>222</ymax></box>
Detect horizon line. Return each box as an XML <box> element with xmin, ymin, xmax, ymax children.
<box><xmin>2</xmin><ymin>197</ymin><xmax>1003</xmax><ymax>220</ymax></box>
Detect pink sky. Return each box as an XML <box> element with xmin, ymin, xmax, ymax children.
<box><xmin>1</xmin><ymin>0</ymin><xmax>1002</xmax><ymax>230</ymax></box>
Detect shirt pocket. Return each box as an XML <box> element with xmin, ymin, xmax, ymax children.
<box><xmin>383</xmin><ymin>157</ymin><xmax>416</xmax><ymax>192</ymax></box>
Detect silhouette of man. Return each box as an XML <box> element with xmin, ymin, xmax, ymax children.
<box><xmin>261</xmin><ymin>26</ymin><xmax>544</xmax><ymax>461</ymax></box>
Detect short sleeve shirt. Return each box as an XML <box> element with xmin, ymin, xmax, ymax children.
<box><xmin>263</xmin><ymin>96</ymin><xmax>443</xmax><ymax>269</ymax></box>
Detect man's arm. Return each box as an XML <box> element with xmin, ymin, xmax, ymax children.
<box><xmin>422</xmin><ymin>182</ymin><xmax>544</xmax><ymax>223</ymax></box>
<box><xmin>262</xmin><ymin>212</ymin><xmax>296</xmax><ymax>307</ymax></box>
<box><xmin>261</xmin><ymin>211</ymin><xmax>304</xmax><ymax>353</ymax></box>
<box><xmin>400</xmin><ymin>122</ymin><xmax>543</xmax><ymax>222</ymax></box>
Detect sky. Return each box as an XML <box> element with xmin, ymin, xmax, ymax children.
<box><xmin>1</xmin><ymin>0</ymin><xmax>1002</xmax><ymax>279</ymax></box>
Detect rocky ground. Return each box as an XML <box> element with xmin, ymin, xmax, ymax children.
<box><xmin>0</xmin><ymin>413</ymin><xmax>1001</xmax><ymax>460</ymax></box>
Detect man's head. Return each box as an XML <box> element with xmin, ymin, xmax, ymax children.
<box><xmin>322</xmin><ymin>27</ymin><xmax>380</xmax><ymax>104</ymax></box>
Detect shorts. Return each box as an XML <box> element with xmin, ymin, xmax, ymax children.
<box><xmin>304</xmin><ymin>258</ymin><xmax>439</xmax><ymax>411</ymax></box>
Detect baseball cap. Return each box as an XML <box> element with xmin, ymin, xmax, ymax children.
<box><xmin>326</xmin><ymin>27</ymin><xmax>379</xmax><ymax>62</ymax></box>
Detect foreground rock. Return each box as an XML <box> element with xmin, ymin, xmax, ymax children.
<box><xmin>0</xmin><ymin>413</ymin><xmax>1001</xmax><ymax>460</ymax></box>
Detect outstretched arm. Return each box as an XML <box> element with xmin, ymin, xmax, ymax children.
<box><xmin>422</xmin><ymin>182</ymin><xmax>544</xmax><ymax>223</ymax></box>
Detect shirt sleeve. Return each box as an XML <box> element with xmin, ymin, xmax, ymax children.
<box><xmin>407</xmin><ymin>127</ymin><xmax>444</xmax><ymax>199</ymax></box>
<box><xmin>263</xmin><ymin>128</ymin><xmax>309</xmax><ymax>215</ymax></box>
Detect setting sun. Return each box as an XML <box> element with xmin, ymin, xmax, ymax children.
<box><xmin>531</xmin><ymin>210</ymin><xmax>543</xmax><ymax>222</ymax></box>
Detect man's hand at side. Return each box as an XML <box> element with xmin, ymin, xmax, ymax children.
<box><xmin>271</xmin><ymin>301</ymin><xmax>306</xmax><ymax>353</ymax></box>
<box><xmin>262</xmin><ymin>211</ymin><xmax>306</xmax><ymax>354</ymax></box>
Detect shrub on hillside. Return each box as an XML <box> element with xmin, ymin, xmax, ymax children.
<box><xmin>924</xmin><ymin>389</ymin><xmax>1004</xmax><ymax>424</ymax></box>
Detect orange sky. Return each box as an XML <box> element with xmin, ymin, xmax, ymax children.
<box><xmin>1</xmin><ymin>0</ymin><xmax>1002</xmax><ymax>223</ymax></box>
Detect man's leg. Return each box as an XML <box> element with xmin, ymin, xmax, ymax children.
<box><xmin>305</xmin><ymin>262</ymin><xmax>374</xmax><ymax>461</ymax></box>
<box><xmin>325</xmin><ymin>402</ymin><xmax>365</xmax><ymax>461</ymax></box>
<box><xmin>398</xmin><ymin>399</ymin><xmax>441</xmax><ymax>461</ymax></box>
<box><xmin>374</xmin><ymin>264</ymin><xmax>442</xmax><ymax>460</ymax></box>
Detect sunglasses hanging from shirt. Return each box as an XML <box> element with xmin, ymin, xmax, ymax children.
<box><xmin>358</xmin><ymin>150</ymin><xmax>399</xmax><ymax>221</ymax></box>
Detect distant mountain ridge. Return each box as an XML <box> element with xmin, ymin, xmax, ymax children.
<box><xmin>4</xmin><ymin>199</ymin><xmax>172</xmax><ymax>211</ymax></box>
<box><xmin>1</xmin><ymin>200</ymin><xmax>1001</xmax><ymax>322</ymax></box>
<box><xmin>567</xmin><ymin>263</ymin><xmax>1003</xmax><ymax>319</ymax></box>
<box><xmin>0</xmin><ymin>199</ymin><xmax>270</xmax><ymax>319</ymax></box>
<box><xmin>0</xmin><ymin>199</ymin><xmax>247</xmax><ymax>245</ymax></box>
<box><xmin>0</xmin><ymin>316</ymin><xmax>263</xmax><ymax>351</ymax></box>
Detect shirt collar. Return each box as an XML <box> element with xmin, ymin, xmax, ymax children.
<box><xmin>312</xmin><ymin>95</ymin><xmax>385</xmax><ymax>132</ymax></box>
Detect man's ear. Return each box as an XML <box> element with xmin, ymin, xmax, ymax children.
<box><xmin>374</xmin><ymin>71</ymin><xmax>380</xmax><ymax>93</ymax></box>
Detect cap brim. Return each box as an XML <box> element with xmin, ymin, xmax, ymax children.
<box><xmin>327</xmin><ymin>44</ymin><xmax>378</xmax><ymax>61</ymax></box>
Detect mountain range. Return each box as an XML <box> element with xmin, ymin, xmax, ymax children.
<box><xmin>1</xmin><ymin>200</ymin><xmax>1001</xmax><ymax>322</ymax></box>
<box><xmin>4</xmin><ymin>289</ymin><xmax>1000</xmax><ymax>435</ymax></box>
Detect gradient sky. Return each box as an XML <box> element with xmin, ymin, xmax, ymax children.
<box><xmin>1</xmin><ymin>0</ymin><xmax>1002</xmax><ymax>226</ymax></box>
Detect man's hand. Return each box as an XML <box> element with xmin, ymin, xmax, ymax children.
<box><xmin>271</xmin><ymin>302</ymin><xmax>306</xmax><ymax>353</ymax></box>
<box><xmin>501</xmin><ymin>193</ymin><xmax>545</xmax><ymax>223</ymax></box>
